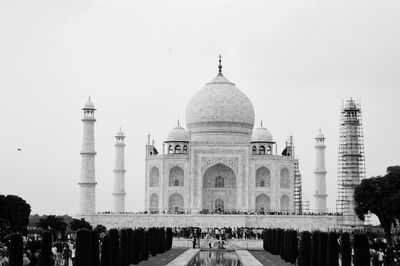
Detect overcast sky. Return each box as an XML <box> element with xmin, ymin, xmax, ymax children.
<box><xmin>1</xmin><ymin>0</ymin><xmax>399</xmax><ymax>215</ymax></box>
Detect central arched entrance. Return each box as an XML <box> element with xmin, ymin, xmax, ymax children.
<box><xmin>202</xmin><ymin>163</ymin><xmax>237</xmax><ymax>212</ymax></box>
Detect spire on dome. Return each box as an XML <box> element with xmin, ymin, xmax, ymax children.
<box><xmin>260</xmin><ymin>120</ymin><xmax>263</xmax><ymax>127</ymax></box>
<box><xmin>218</xmin><ymin>54</ymin><xmax>222</xmax><ymax>75</ymax></box>
<box><xmin>177</xmin><ymin>119</ymin><xmax>180</xmax><ymax>126</ymax></box>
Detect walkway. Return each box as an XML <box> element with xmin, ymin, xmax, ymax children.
<box><xmin>249</xmin><ymin>251</ymin><xmax>293</xmax><ymax>266</ymax></box>
<box><xmin>137</xmin><ymin>248</ymin><xmax>188</xmax><ymax>266</ymax></box>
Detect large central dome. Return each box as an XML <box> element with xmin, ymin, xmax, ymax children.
<box><xmin>185</xmin><ymin>73</ymin><xmax>255</xmax><ymax>135</ymax></box>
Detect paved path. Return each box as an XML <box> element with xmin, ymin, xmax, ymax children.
<box><xmin>137</xmin><ymin>248</ymin><xmax>188</xmax><ymax>266</ymax></box>
<box><xmin>166</xmin><ymin>249</ymin><xmax>199</xmax><ymax>266</ymax></box>
<box><xmin>249</xmin><ymin>251</ymin><xmax>293</xmax><ymax>266</ymax></box>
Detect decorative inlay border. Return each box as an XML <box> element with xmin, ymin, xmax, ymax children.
<box><xmin>201</xmin><ymin>157</ymin><xmax>239</xmax><ymax>173</ymax></box>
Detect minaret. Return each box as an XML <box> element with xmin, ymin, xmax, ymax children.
<box><xmin>113</xmin><ymin>127</ymin><xmax>126</xmax><ymax>213</ymax></box>
<box><xmin>79</xmin><ymin>97</ymin><xmax>97</xmax><ymax>215</ymax></box>
<box><xmin>336</xmin><ymin>98</ymin><xmax>365</xmax><ymax>227</ymax></box>
<box><xmin>314</xmin><ymin>129</ymin><xmax>327</xmax><ymax>212</ymax></box>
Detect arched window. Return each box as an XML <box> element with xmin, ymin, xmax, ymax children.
<box><xmin>259</xmin><ymin>145</ymin><xmax>265</xmax><ymax>155</ymax></box>
<box><xmin>174</xmin><ymin>145</ymin><xmax>181</xmax><ymax>154</ymax></box>
<box><xmin>149</xmin><ymin>167</ymin><xmax>159</xmax><ymax>187</ymax></box>
<box><xmin>255</xmin><ymin>167</ymin><xmax>270</xmax><ymax>187</ymax></box>
<box><xmin>280</xmin><ymin>168</ymin><xmax>290</xmax><ymax>188</ymax></box>
<box><xmin>168</xmin><ymin>145</ymin><xmax>173</xmax><ymax>154</ymax></box>
<box><xmin>168</xmin><ymin>193</ymin><xmax>184</xmax><ymax>212</ymax></box>
<box><xmin>215</xmin><ymin>176</ymin><xmax>224</xmax><ymax>188</ymax></box>
<box><xmin>215</xmin><ymin>199</ymin><xmax>224</xmax><ymax>212</ymax></box>
<box><xmin>280</xmin><ymin>194</ymin><xmax>290</xmax><ymax>211</ymax></box>
<box><xmin>256</xmin><ymin>194</ymin><xmax>271</xmax><ymax>212</ymax></box>
<box><xmin>252</xmin><ymin>146</ymin><xmax>257</xmax><ymax>154</ymax></box>
<box><xmin>183</xmin><ymin>145</ymin><xmax>188</xmax><ymax>153</ymax></box>
<box><xmin>150</xmin><ymin>193</ymin><xmax>159</xmax><ymax>210</ymax></box>
<box><xmin>169</xmin><ymin>166</ymin><xmax>184</xmax><ymax>186</ymax></box>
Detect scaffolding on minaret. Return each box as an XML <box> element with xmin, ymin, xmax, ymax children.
<box><xmin>336</xmin><ymin>98</ymin><xmax>366</xmax><ymax>227</ymax></box>
<box><xmin>294</xmin><ymin>159</ymin><xmax>303</xmax><ymax>213</ymax></box>
<box><xmin>282</xmin><ymin>135</ymin><xmax>303</xmax><ymax>213</ymax></box>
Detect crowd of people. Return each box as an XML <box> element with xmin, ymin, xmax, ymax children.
<box><xmin>98</xmin><ymin>209</ymin><xmax>342</xmax><ymax>216</ymax></box>
<box><xmin>0</xmin><ymin>235</ymin><xmax>77</xmax><ymax>266</ymax></box>
<box><xmin>173</xmin><ymin>226</ymin><xmax>265</xmax><ymax>240</ymax></box>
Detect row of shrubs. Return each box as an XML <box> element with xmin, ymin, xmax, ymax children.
<box><xmin>262</xmin><ymin>229</ymin><xmax>371</xmax><ymax>266</ymax></box>
<box><xmin>262</xmin><ymin>228</ymin><xmax>298</xmax><ymax>264</ymax></box>
<box><xmin>7</xmin><ymin>227</ymin><xmax>174</xmax><ymax>266</ymax></box>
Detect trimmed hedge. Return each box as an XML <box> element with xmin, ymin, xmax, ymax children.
<box><xmin>354</xmin><ymin>233</ymin><xmax>370</xmax><ymax>266</ymax></box>
<box><xmin>326</xmin><ymin>232</ymin><xmax>338</xmax><ymax>266</ymax></box>
<box><xmin>298</xmin><ymin>231</ymin><xmax>311</xmax><ymax>266</ymax></box>
<box><xmin>37</xmin><ymin>231</ymin><xmax>53</xmax><ymax>266</ymax></box>
<box><xmin>340</xmin><ymin>233</ymin><xmax>351</xmax><ymax>266</ymax></box>
<box><xmin>311</xmin><ymin>231</ymin><xmax>320</xmax><ymax>266</ymax></box>
<box><xmin>75</xmin><ymin>228</ymin><xmax>91</xmax><ymax>266</ymax></box>
<box><xmin>317</xmin><ymin>231</ymin><xmax>328</xmax><ymax>266</ymax></box>
<box><xmin>9</xmin><ymin>233</ymin><xmax>23</xmax><ymax>266</ymax></box>
<box><xmin>166</xmin><ymin>228</ymin><xmax>173</xmax><ymax>251</ymax></box>
<box><xmin>100</xmin><ymin>234</ymin><xmax>111</xmax><ymax>266</ymax></box>
<box><xmin>109</xmin><ymin>229</ymin><xmax>120</xmax><ymax>266</ymax></box>
<box><xmin>91</xmin><ymin>230</ymin><xmax>100</xmax><ymax>266</ymax></box>
<box><xmin>119</xmin><ymin>229</ymin><xmax>128</xmax><ymax>266</ymax></box>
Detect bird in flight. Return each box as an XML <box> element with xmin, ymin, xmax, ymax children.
<box><xmin>17</xmin><ymin>148</ymin><xmax>22</xmax><ymax>152</ymax></box>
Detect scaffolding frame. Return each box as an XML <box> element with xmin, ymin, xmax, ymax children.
<box><xmin>336</xmin><ymin>99</ymin><xmax>366</xmax><ymax>227</ymax></box>
<box><xmin>294</xmin><ymin>159</ymin><xmax>303</xmax><ymax>213</ymax></box>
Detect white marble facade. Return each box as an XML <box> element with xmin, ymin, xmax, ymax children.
<box><xmin>145</xmin><ymin>68</ymin><xmax>295</xmax><ymax>214</ymax></box>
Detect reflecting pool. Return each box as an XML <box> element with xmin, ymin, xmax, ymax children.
<box><xmin>189</xmin><ymin>250</ymin><xmax>241</xmax><ymax>266</ymax></box>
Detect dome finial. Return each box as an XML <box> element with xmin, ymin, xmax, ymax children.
<box><xmin>177</xmin><ymin>119</ymin><xmax>180</xmax><ymax>126</ymax></box>
<box><xmin>218</xmin><ymin>54</ymin><xmax>222</xmax><ymax>75</ymax></box>
<box><xmin>260</xmin><ymin>120</ymin><xmax>263</xmax><ymax>127</ymax></box>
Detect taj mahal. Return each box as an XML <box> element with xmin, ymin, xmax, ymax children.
<box><xmin>77</xmin><ymin>57</ymin><xmax>364</xmax><ymax>230</ymax></box>
<box><xmin>145</xmin><ymin>59</ymin><xmax>297</xmax><ymax>215</ymax></box>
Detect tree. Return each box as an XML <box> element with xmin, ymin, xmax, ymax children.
<box><xmin>69</xmin><ymin>218</ymin><xmax>92</xmax><ymax>231</ymax></box>
<box><xmin>9</xmin><ymin>233</ymin><xmax>23</xmax><ymax>266</ymax></box>
<box><xmin>298</xmin><ymin>231</ymin><xmax>311</xmax><ymax>266</ymax></box>
<box><xmin>37</xmin><ymin>215</ymin><xmax>67</xmax><ymax>239</ymax></box>
<box><xmin>95</xmin><ymin>224</ymin><xmax>107</xmax><ymax>234</ymax></box>
<box><xmin>354</xmin><ymin>168</ymin><xmax>400</xmax><ymax>245</ymax></box>
<box><xmin>0</xmin><ymin>194</ymin><xmax>31</xmax><ymax>233</ymax></box>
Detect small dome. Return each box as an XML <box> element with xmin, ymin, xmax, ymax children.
<box><xmin>251</xmin><ymin>126</ymin><xmax>273</xmax><ymax>142</ymax></box>
<box><xmin>167</xmin><ymin>125</ymin><xmax>189</xmax><ymax>142</ymax></box>
<box><xmin>83</xmin><ymin>97</ymin><xmax>95</xmax><ymax>110</ymax></box>
<box><xmin>116</xmin><ymin>127</ymin><xmax>125</xmax><ymax>137</ymax></box>
<box><xmin>344</xmin><ymin>99</ymin><xmax>357</xmax><ymax>110</ymax></box>
<box><xmin>315</xmin><ymin>129</ymin><xmax>325</xmax><ymax>139</ymax></box>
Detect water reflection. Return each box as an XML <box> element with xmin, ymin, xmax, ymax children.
<box><xmin>190</xmin><ymin>251</ymin><xmax>241</xmax><ymax>266</ymax></box>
